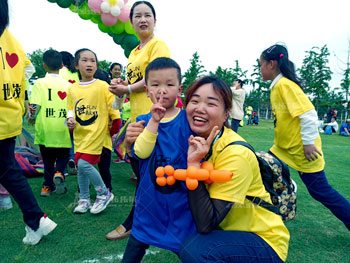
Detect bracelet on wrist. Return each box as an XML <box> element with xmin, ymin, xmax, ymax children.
<box><xmin>128</xmin><ymin>84</ymin><xmax>132</xmax><ymax>94</ymax></box>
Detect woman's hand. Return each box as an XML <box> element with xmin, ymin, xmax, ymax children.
<box><xmin>303</xmin><ymin>144</ymin><xmax>322</xmax><ymax>161</ymax></box>
<box><xmin>125</xmin><ymin>120</ymin><xmax>146</xmax><ymax>154</ymax></box>
<box><xmin>109</xmin><ymin>79</ymin><xmax>128</xmax><ymax>96</ymax></box>
<box><xmin>187</xmin><ymin>126</ymin><xmax>219</xmax><ymax>167</ymax></box>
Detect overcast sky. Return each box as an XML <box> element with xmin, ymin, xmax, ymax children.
<box><xmin>8</xmin><ymin>0</ymin><xmax>350</xmax><ymax>89</ymax></box>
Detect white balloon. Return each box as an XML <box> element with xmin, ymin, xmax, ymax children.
<box><xmin>117</xmin><ymin>0</ymin><xmax>124</xmax><ymax>8</ymax></box>
<box><xmin>111</xmin><ymin>6</ymin><xmax>121</xmax><ymax>16</ymax></box>
<box><xmin>101</xmin><ymin>2</ymin><xmax>111</xmax><ymax>13</ymax></box>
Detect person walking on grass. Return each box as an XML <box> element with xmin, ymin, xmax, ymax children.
<box><xmin>66</xmin><ymin>48</ymin><xmax>116</xmax><ymax>214</ymax></box>
<box><xmin>29</xmin><ymin>49</ymin><xmax>72</xmax><ymax>197</ymax></box>
<box><xmin>260</xmin><ymin>44</ymin><xmax>350</xmax><ymax>230</ymax></box>
<box><xmin>230</xmin><ymin>79</ymin><xmax>245</xmax><ymax>133</ymax></box>
<box><xmin>0</xmin><ymin>0</ymin><xmax>56</xmax><ymax>245</ymax></box>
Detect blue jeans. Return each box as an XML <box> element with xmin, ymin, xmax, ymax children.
<box><xmin>180</xmin><ymin>230</ymin><xmax>284</xmax><ymax>263</ymax></box>
<box><xmin>340</xmin><ymin>131</ymin><xmax>349</xmax><ymax>136</ymax></box>
<box><xmin>121</xmin><ymin>234</ymin><xmax>150</xmax><ymax>263</ymax></box>
<box><xmin>230</xmin><ymin>119</ymin><xmax>240</xmax><ymax>133</ymax></box>
<box><xmin>77</xmin><ymin>158</ymin><xmax>108</xmax><ymax>200</ymax></box>
<box><xmin>298</xmin><ymin>170</ymin><xmax>350</xmax><ymax>229</ymax></box>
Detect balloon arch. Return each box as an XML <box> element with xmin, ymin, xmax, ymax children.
<box><xmin>47</xmin><ymin>0</ymin><xmax>140</xmax><ymax>58</ymax></box>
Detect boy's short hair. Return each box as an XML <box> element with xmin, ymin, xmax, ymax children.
<box><xmin>145</xmin><ymin>57</ymin><xmax>181</xmax><ymax>84</ymax></box>
<box><xmin>43</xmin><ymin>50</ymin><xmax>62</xmax><ymax>71</ymax></box>
<box><xmin>346</xmin><ymin>119</ymin><xmax>350</xmax><ymax>123</ymax></box>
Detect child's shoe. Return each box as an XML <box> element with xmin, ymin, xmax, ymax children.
<box><xmin>73</xmin><ymin>199</ymin><xmax>91</xmax><ymax>214</ymax></box>
<box><xmin>40</xmin><ymin>186</ymin><xmax>53</xmax><ymax>197</ymax></box>
<box><xmin>0</xmin><ymin>195</ymin><xmax>13</xmax><ymax>210</ymax></box>
<box><xmin>68</xmin><ymin>159</ymin><xmax>77</xmax><ymax>175</ymax></box>
<box><xmin>22</xmin><ymin>215</ymin><xmax>57</xmax><ymax>245</ymax></box>
<box><xmin>90</xmin><ymin>191</ymin><xmax>114</xmax><ymax>214</ymax></box>
<box><xmin>53</xmin><ymin>172</ymin><xmax>67</xmax><ymax>194</ymax></box>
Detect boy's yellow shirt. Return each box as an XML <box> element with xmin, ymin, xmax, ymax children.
<box><xmin>0</xmin><ymin>29</ymin><xmax>30</xmax><ymax>139</ymax></box>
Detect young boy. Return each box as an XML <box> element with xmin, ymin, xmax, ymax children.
<box><xmin>121</xmin><ymin>57</ymin><xmax>196</xmax><ymax>262</ymax></box>
<box><xmin>29</xmin><ymin>49</ymin><xmax>72</xmax><ymax>197</ymax></box>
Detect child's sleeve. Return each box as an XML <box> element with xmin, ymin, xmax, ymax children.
<box><xmin>29</xmin><ymin>81</ymin><xmax>41</xmax><ymax>106</ymax></box>
<box><xmin>134</xmin><ymin>128</ymin><xmax>158</xmax><ymax>159</ymax></box>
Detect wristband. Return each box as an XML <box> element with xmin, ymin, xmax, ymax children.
<box><xmin>128</xmin><ymin>84</ymin><xmax>132</xmax><ymax>94</ymax></box>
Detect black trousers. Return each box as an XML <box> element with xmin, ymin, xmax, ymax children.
<box><xmin>98</xmin><ymin>147</ymin><xmax>112</xmax><ymax>190</ymax></box>
<box><xmin>122</xmin><ymin>155</ymin><xmax>140</xmax><ymax>231</ymax></box>
<box><xmin>39</xmin><ymin>145</ymin><xmax>69</xmax><ymax>189</ymax></box>
<box><xmin>0</xmin><ymin>137</ymin><xmax>44</xmax><ymax>231</ymax></box>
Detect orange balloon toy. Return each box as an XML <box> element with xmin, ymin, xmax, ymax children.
<box><xmin>155</xmin><ymin>162</ymin><xmax>233</xmax><ymax>190</ymax></box>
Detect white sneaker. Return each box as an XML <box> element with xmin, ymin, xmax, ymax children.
<box><xmin>90</xmin><ymin>191</ymin><xmax>114</xmax><ymax>214</ymax></box>
<box><xmin>23</xmin><ymin>215</ymin><xmax>57</xmax><ymax>245</ymax></box>
<box><xmin>0</xmin><ymin>195</ymin><xmax>13</xmax><ymax>210</ymax></box>
<box><xmin>73</xmin><ymin>199</ymin><xmax>91</xmax><ymax>214</ymax></box>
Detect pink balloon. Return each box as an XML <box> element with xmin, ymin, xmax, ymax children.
<box><xmin>101</xmin><ymin>12</ymin><xmax>118</xmax><ymax>26</ymax></box>
<box><xmin>118</xmin><ymin>6</ymin><xmax>130</xmax><ymax>22</ymax></box>
<box><xmin>88</xmin><ymin>0</ymin><xmax>102</xmax><ymax>13</ymax></box>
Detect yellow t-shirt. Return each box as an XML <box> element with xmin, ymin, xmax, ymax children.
<box><xmin>127</xmin><ymin>36</ymin><xmax>170</xmax><ymax>122</ymax></box>
<box><xmin>67</xmin><ymin>79</ymin><xmax>115</xmax><ymax>155</ymax></box>
<box><xmin>269</xmin><ymin>77</ymin><xmax>324</xmax><ymax>173</ymax></box>
<box><xmin>207</xmin><ymin>127</ymin><xmax>289</xmax><ymax>262</ymax></box>
<box><xmin>0</xmin><ymin>29</ymin><xmax>31</xmax><ymax>140</ymax></box>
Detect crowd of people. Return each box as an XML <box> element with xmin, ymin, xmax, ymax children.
<box><xmin>1</xmin><ymin>0</ymin><xmax>350</xmax><ymax>262</ymax></box>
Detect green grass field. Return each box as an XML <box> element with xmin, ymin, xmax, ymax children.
<box><xmin>1</xmin><ymin>120</ymin><xmax>349</xmax><ymax>262</ymax></box>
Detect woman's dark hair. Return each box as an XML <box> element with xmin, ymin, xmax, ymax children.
<box><xmin>261</xmin><ymin>44</ymin><xmax>302</xmax><ymax>88</ymax></box>
<box><xmin>185</xmin><ymin>76</ymin><xmax>232</xmax><ymax>128</ymax></box>
<box><xmin>0</xmin><ymin>0</ymin><xmax>9</xmax><ymax>36</ymax></box>
<box><xmin>129</xmin><ymin>1</ymin><xmax>156</xmax><ymax>23</ymax></box>
<box><xmin>109</xmin><ymin>62</ymin><xmax>122</xmax><ymax>78</ymax></box>
<box><xmin>74</xmin><ymin>48</ymin><xmax>98</xmax><ymax>80</ymax></box>
<box><xmin>60</xmin><ymin>51</ymin><xmax>77</xmax><ymax>73</ymax></box>
<box><xmin>236</xmin><ymin>79</ymin><xmax>244</xmax><ymax>87</ymax></box>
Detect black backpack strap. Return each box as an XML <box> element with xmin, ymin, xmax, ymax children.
<box><xmin>245</xmin><ymin>196</ymin><xmax>279</xmax><ymax>214</ymax></box>
<box><xmin>222</xmin><ymin>141</ymin><xmax>279</xmax><ymax>215</ymax></box>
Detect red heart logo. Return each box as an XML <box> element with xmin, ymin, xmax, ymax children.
<box><xmin>6</xmin><ymin>52</ymin><xmax>19</xmax><ymax>68</ymax></box>
<box><xmin>68</xmin><ymin>80</ymin><xmax>76</xmax><ymax>84</ymax></box>
<box><xmin>58</xmin><ymin>91</ymin><xmax>67</xmax><ymax>100</ymax></box>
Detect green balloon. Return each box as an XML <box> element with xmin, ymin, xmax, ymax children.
<box><xmin>56</xmin><ymin>0</ymin><xmax>72</xmax><ymax>8</ymax></box>
<box><xmin>124</xmin><ymin>22</ymin><xmax>136</xmax><ymax>35</ymax></box>
<box><xmin>47</xmin><ymin>0</ymin><xmax>57</xmax><ymax>3</ymax></box>
<box><xmin>78</xmin><ymin>3</ymin><xmax>92</xmax><ymax>20</ymax></box>
<box><xmin>113</xmin><ymin>33</ymin><xmax>127</xmax><ymax>45</ymax></box>
<box><xmin>123</xmin><ymin>35</ymin><xmax>140</xmax><ymax>51</ymax></box>
<box><xmin>69</xmin><ymin>4</ymin><xmax>79</xmax><ymax>13</ymax></box>
<box><xmin>71</xmin><ymin>0</ymin><xmax>85</xmax><ymax>7</ymax></box>
<box><xmin>90</xmin><ymin>13</ymin><xmax>101</xmax><ymax>24</ymax></box>
<box><xmin>98</xmin><ymin>22</ymin><xmax>110</xmax><ymax>33</ymax></box>
<box><xmin>111</xmin><ymin>21</ymin><xmax>125</xmax><ymax>35</ymax></box>
<box><xmin>124</xmin><ymin>48</ymin><xmax>132</xmax><ymax>58</ymax></box>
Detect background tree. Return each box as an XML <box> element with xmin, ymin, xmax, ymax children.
<box><xmin>98</xmin><ymin>60</ymin><xmax>112</xmax><ymax>74</ymax></box>
<box><xmin>339</xmin><ymin>41</ymin><xmax>350</xmax><ymax>119</ymax></box>
<box><xmin>182</xmin><ymin>52</ymin><xmax>206</xmax><ymax>94</ymax></box>
<box><xmin>27</xmin><ymin>48</ymin><xmax>47</xmax><ymax>78</ymax></box>
<box><xmin>247</xmin><ymin>59</ymin><xmax>271</xmax><ymax>118</ymax></box>
<box><xmin>210</xmin><ymin>60</ymin><xmax>248</xmax><ymax>87</ymax></box>
<box><xmin>299</xmin><ymin>45</ymin><xmax>332</xmax><ymax>112</ymax></box>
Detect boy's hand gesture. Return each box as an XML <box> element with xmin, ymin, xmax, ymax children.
<box><xmin>187</xmin><ymin>126</ymin><xmax>219</xmax><ymax>168</ymax></box>
<box><xmin>149</xmin><ymin>92</ymin><xmax>166</xmax><ymax>123</ymax></box>
<box><xmin>303</xmin><ymin>144</ymin><xmax>322</xmax><ymax>161</ymax></box>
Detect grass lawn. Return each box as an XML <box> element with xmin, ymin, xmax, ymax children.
<box><xmin>1</xmin><ymin>120</ymin><xmax>350</xmax><ymax>262</ymax></box>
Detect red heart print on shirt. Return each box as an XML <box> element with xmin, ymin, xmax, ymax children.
<box><xmin>58</xmin><ymin>91</ymin><xmax>67</xmax><ymax>100</ymax></box>
<box><xmin>6</xmin><ymin>52</ymin><xmax>19</xmax><ymax>68</ymax></box>
<box><xmin>68</xmin><ymin>80</ymin><xmax>76</xmax><ymax>84</ymax></box>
